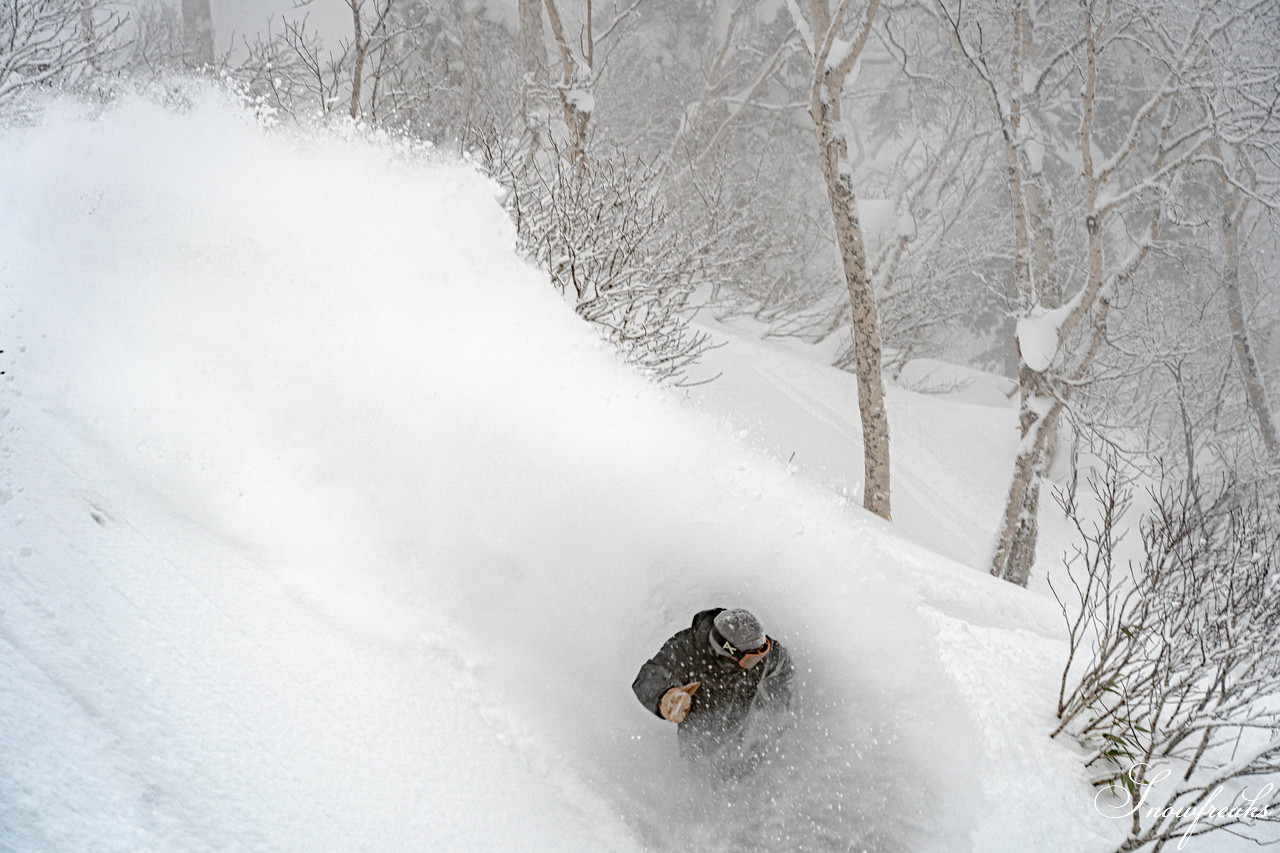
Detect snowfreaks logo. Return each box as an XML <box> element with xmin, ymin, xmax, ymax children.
<box><xmin>1093</xmin><ymin>763</ymin><xmax>1274</xmax><ymax>849</ymax></box>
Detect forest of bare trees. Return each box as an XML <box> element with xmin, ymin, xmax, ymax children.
<box><xmin>4</xmin><ymin>0</ymin><xmax>1277</xmax><ymax>581</ymax></box>
<box><xmin>4</xmin><ymin>2</ymin><xmax>1279</xmax><ymax>848</ymax></box>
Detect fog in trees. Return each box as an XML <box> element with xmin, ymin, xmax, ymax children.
<box><xmin>4</xmin><ymin>1</ymin><xmax>1278</xmax><ymax>850</ymax></box>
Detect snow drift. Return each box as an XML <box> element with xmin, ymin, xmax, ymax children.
<box><xmin>1</xmin><ymin>90</ymin><xmax>1120</xmax><ymax>851</ymax></box>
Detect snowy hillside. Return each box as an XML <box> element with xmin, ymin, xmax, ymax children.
<box><xmin>3</xmin><ymin>92</ymin><xmax>1133</xmax><ymax>851</ymax></box>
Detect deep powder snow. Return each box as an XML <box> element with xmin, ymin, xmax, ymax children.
<box><xmin>0</xmin><ymin>91</ymin><xmax>1130</xmax><ymax>852</ymax></box>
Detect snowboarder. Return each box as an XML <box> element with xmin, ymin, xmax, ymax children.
<box><xmin>632</xmin><ymin>607</ymin><xmax>794</xmax><ymax>772</ymax></box>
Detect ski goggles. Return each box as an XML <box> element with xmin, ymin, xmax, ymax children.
<box><xmin>711</xmin><ymin>627</ymin><xmax>773</xmax><ymax>669</ymax></box>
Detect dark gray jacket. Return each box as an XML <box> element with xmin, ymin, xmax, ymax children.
<box><xmin>632</xmin><ymin>608</ymin><xmax>794</xmax><ymax>760</ymax></box>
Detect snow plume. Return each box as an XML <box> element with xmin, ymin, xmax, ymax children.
<box><xmin>2</xmin><ymin>91</ymin><xmax>1113</xmax><ymax>852</ymax></box>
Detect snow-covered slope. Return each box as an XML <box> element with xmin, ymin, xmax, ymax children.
<box><xmin>1</xmin><ymin>404</ymin><xmax>640</xmax><ymax>852</ymax></box>
<box><xmin>2</xmin><ymin>92</ymin><xmax>1122</xmax><ymax>851</ymax></box>
<box><xmin>683</xmin><ymin>320</ymin><xmax>1021</xmax><ymax>570</ymax></box>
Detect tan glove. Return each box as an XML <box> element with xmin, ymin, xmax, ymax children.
<box><xmin>659</xmin><ymin>682</ymin><xmax>701</xmax><ymax>723</ymax></box>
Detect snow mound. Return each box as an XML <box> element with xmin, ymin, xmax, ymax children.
<box><xmin>896</xmin><ymin>358</ymin><xmax>1018</xmax><ymax>407</ymax></box>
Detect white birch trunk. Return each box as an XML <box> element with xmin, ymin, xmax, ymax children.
<box><xmin>1214</xmin><ymin>155</ymin><xmax>1280</xmax><ymax>462</ymax></box>
<box><xmin>813</xmin><ymin>95</ymin><xmax>892</xmax><ymax>520</ymax></box>
<box><xmin>793</xmin><ymin>0</ymin><xmax>891</xmax><ymax>520</ymax></box>
<box><xmin>989</xmin><ymin>0</ymin><xmax>1048</xmax><ymax>584</ymax></box>
<box><xmin>519</xmin><ymin>0</ymin><xmax>551</xmax><ymax>148</ymax></box>
<box><xmin>346</xmin><ymin>1</ymin><xmax>392</xmax><ymax>121</ymax></box>
<box><xmin>542</xmin><ymin>0</ymin><xmax>591</xmax><ymax>171</ymax></box>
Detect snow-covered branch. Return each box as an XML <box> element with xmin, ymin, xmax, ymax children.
<box><xmin>1052</xmin><ymin>459</ymin><xmax>1280</xmax><ymax>852</ymax></box>
<box><xmin>0</xmin><ymin>0</ymin><xmax>128</xmax><ymax>108</ymax></box>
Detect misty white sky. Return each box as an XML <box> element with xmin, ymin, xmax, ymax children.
<box><xmin>196</xmin><ymin>0</ymin><xmax>366</xmax><ymax>53</ymax></box>
<box><xmin>195</xmin><ymin>0</ymin><xmax>521</xmax><ymax>53</ymax></box>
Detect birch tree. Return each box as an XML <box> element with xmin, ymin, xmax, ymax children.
<box><xmin>531</xmin><ymin>0</ymin><xmax>643</xmax><ymax>170</ymax></box>
<box><xmin>931</xmin><ymin>0</ymin><xmax>1081</xmax><ymax>585</ymax></box>
<box><xmin>1211</xmin><ymin>141</ymin><xmax>1280</xmax><ymax>466</ymax></box>
<box><xmin>344</xmin><ymin>0</ymin><xmax>393</xmax><ymax>120</ymax></box>
<box><xmin>935</xmin><ymin>0</ymin><xmax>1280</xmax><ymax>585</ymax></box>
<box><xmin>786</xmin><ymin>0</ymin><xmax>892</xmax><ymax>521</ymax></box>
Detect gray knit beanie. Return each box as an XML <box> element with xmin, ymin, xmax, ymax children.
<box><xmin>712</xmin><ymin>608</ymin><xmax>765</xmax><ymax>652</ymax></box>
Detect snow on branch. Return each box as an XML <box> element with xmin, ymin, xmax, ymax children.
<box><xmin>0</xmin><ymin>0</ymin><xmax>129</xmax><ymax>110</ymax></box>
<box><xmin>1051</xmin><ymin>457</ymin><xmax>1280</xmax><ymax>852</ymax></box>
<box><xmin>784</xmin><ymin>0</ymin><xmax>816</xmax><ymax>56</ymax></box>
<box><xmin>473</xmin><ymin>130</ymin><xmax>734</xmax><ymax>384</ymax></box>
<box><xmin>1015</xmin><ymin>301</ymin><xmax>1073</xmax><ymax>374</ymax></box>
